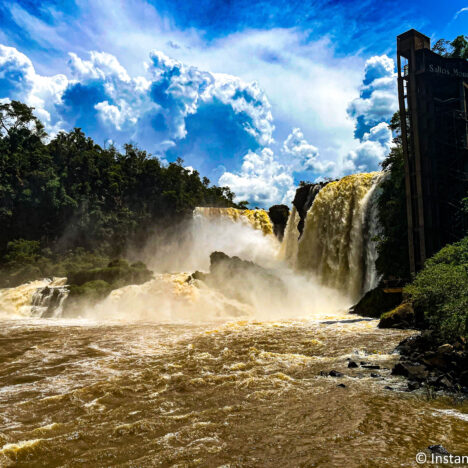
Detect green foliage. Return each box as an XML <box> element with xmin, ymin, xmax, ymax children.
<box><xmin>68</xmin><ymin>259</ymin><xmax>152</xmax><ymax>287</ymax></box>
<box><xmin>376</xmin><ymin>111</ymin><xmax>410</xmax><ymax>279</ymax></box>
<box><xmin>4</xmin><ymin>239</ymin><xmax>41</xmax><ymax>266</ymax></box>
<box><xmin>0</xmin><ymin>101</ymin><xmax>240</xmax><ymax>284</ymax></box>
<box><xmin>432</xmin><ymin>35</ymin><xmax>468</xmax><ymax>59</ymax></box>
<box><xmin>69</xmin><ymin>280</ymin><xmax>112</xmax><ymax>300</ymax></box>
<box><xmin>66</xmin><ymin>259</ymin><xmax>153</xmax><ymax>312</ymax></box>
<box><xmin>404</xmin><ymin>236</ymin><xmax>468</xmax><ymax>340</ymax></box>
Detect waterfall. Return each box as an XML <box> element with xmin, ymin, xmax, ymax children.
<box><xmin>279</xmin><ymin>206</ymin><xmax>301</xmax><ymax>269</ymax></box>
<box><xmin>362</xmin><ymin>172</ymin><xmax>386</xmax><ymax>293</ymax></box>
<box><xmin>0</xmin><ymin>278</ymin><xmax>69</xmax><ymax>319</ymax></box>
<box><xmin>31</xmin><ymin>282</ymin><xmax>70</xmax><ymax>318</ymax></box>
<box><xmin>194</xmin><ymin>207</ymin><xmax>274</xmax><ymax>235</ymax></box>
<box><xmin>282</xmin><ymin>172</ymin><xmax>383</xmax><ymax>301</ymax></box>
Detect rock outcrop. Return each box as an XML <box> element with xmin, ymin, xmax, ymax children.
<box><xmin>268</xmin><ymin>205</ymin><xmax>290</xmax><ymax>241</ymax></box>
<box><xmin>349</xmin><ymin>285</ymin><xmax>402</xmax><ymax>318</ymax></box>
<box><xmin>378</xmin><ymin>302</ymin><xmax>416</xmax><ymax>329</ymax></box>
<box><xmin>392</xmin><ymin>331</ymin><xmax>468</xmax><ymax>393</ymax></box>
<box><xmin>292</xmin><ymin>182</ymin><xmax>329</xmax><ymax>237</ymax></box>
<box><xmin>191</xmin><ymin>251</ymin><xmax>287</xmax><ymax>306</ymax></box>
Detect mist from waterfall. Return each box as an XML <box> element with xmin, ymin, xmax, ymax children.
<box><xmin>0</xmin><ymin>175</ymin><xmax>384</xmax><ymax>322</ymax></box>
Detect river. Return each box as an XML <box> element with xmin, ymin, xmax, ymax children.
<box><xmin>1</xmin><ymin>314</ymin><xmax>467</xmax><ymax>467</ymax></box>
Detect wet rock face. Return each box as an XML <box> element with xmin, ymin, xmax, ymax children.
<box><xmin>268</xmin><ymin>205</ymin><xmax>290</xmax><ymax>241</ymax></box>
<box><xmin>378</xmin><ymin>302</ymin><xmax>416</xmax><ymax>329</ymax></box>
<box><xmin>192</xmin><ymin>251</ymin><xmax>287</xmax><ymax>307</ymax></box>
<box><xmin>292</xmin><ymin>182</ymin><xmax>329</xmax><ymax>236</ymax></box>
<box><xmin>349</xmin><ymin>286</ymin><xmax>402</xmax><ymax>319</ymax></box>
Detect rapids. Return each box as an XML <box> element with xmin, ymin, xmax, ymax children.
<box><xmin>0</xmin><ymin>178</ymin><xmax>467</xmax><ymax>466</ymax></box>
<box><xmin>1</xmin><ymin>317</ymin><xmax>467</xmax><ymax>467</ymax></box>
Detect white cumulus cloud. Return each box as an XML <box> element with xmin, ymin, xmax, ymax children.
<box><xmin>219</xmin><ymin>148</ymin><xmax>294</xmax><ymax>206</ymax></box>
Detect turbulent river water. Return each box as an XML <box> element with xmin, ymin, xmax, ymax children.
<box><xmin>1</xmin><ymin>175</ymin><xmax>467</xmax><ymax>467</ymax></box>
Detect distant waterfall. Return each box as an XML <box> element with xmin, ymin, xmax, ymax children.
<box><xmin>0</xmin><ymin>278</ymin><xmax>69</xmax><ymax>319</ymax></box>
<box><xmin>282</xmin><ymin>172</ymin><xmax>383</xmax><ymax>301</ymax></box>
<box><xmin>193</xmin><ymin>207</ymin><xmax>274</xmax><ymax>235</ymax></box>
<box><xmin>31</xmin><ymin>283</ymin><xmax>69</xmax><ymax>318</ymax></box>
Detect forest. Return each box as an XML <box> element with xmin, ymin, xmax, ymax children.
<box><xmin>0</xmin><ymin>100</ymin><xmax>240</xmax><ymax>287</ymax></box>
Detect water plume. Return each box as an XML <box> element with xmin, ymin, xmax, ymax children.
<box><xmin>142</xmin><ymin>208</ymin><xmax>280</xmax><ymax>274</ymax></box>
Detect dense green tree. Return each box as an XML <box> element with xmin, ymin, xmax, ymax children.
<box><xmin>0</xmin><ymin>101</ymin><xmax>240</xmax><ymax>286</ymax></box>
<box><xmin>432</xmin><ymin>35</ymin><xmax>468</xmax><ymax>59</ymax></box>
<box><xmin>376</xmin><ymin>111</ymin><xmax>410</xmax><ymax>280</ymax></box>
<box><xmin>405</xmin><ymin>236</ymin><xmax>468</xmax><ymax>340</ymax></box>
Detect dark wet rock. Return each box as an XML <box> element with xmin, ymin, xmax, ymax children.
<box><xmin>379</xmin><ymin>302</ymin><xmax>416</xmax><ymax>329</ymax></box>
<box><xmin>191</xmin><ymin>251</ymin><xmax>287</xmax><ymax>307</ymax></box>
<box><xmin>349</xmin><ymin>286</ymin><xmax>402</xmax><ymax>319</ymax></box>
<box><xmin>329</xmin><ymin>370</ymin><xmax>343</xmax><ymax>377</ymax></box>
<box><xmin>361</xmin><ymin>364</ymin><xmax>380</xmax><ymax>370</ymax></box>
<box><xmin>370</xmin><ymin>373</ymin><xmax>380</xmax><ymax>378</ymax></box>
<box><xmin>392</xmin><ymin>362</ymin><xmax>428</xmax><ymax>380</ymax></box>
<box><xmin>437</xmin><ymin>344</ymin><xmax>454</xmax><ymax>354</ymax></box>
<box><xmin>348</xmin><ymin>361</ymin><xmax>358</xmax><ymax>368</ymax></box>
<box><xmin>384</xmin><ymin>385</ymin><xmax>394</xmax><ymax>390</ymax></box>
<box><xmin>460</xmin><ymin>371</ymin><xmax>468</xmax><ymax>387</ymax></box>
<box><xmin>292</xmin><ymin>182</ymin><xmax>330</xmax><ymax>237</ymax></box>
<box><xmin>393</xmin><ymin>330</ymin><xmax>468</xmax><ymax>394</ymax></box>
<box><xmin>268</xmin><ymin>204</ymin><xmax>289</xmax><ymax>241</ymax></box>
<box><xmin>323</xmin><ymin>318</ymin><xmax>374</xmax><ymax>325</ymax></box>
<box><xmin>337</xmin><ymin>383</ymin><xmax>346</xmax><ymax>388</ymax></box>
<box><xmin>191</xmin><ymin>270</ymin><xmax>207</xmax><ymax>282</ymax></box>
<box><xmin>437</xmin><ymin>376</ymin><xmax>453</xmax><ymax>389</ymax></box>
<box><xmin>407</xmin><ymin>381</ymin><xmax>421</xmax><ymax>390</ymax></box>
<box><xmin>428</xmin><ymin>445</ymin><xmax>450</xmax><ymax>455</ymax></box>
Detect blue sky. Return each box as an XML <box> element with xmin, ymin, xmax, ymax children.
<box><xmin>0</xmin><ymin>0</ymin><xmax>467</xmax><ymax>206</ymax></box>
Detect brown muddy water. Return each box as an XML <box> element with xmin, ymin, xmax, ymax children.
<box><xmin>1</xmin><ymin>316</ymin><xmax>467</xmax><ymax>467</ymax></box>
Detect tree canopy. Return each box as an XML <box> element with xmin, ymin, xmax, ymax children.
<box><xmin>0</xmin><ymin>101</ymin><xmax>239</xmax><ymax>285</ymax></box>
<box><xmin>432</xmin><ymin>35</ymin><xmax>468</xmax><ymax>59</ymax></box>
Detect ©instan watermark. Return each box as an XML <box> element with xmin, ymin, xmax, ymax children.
<box><xmin>416</xmin><ymin>451</ymin><xmax>468</xmax><ymax>464</ymax></box>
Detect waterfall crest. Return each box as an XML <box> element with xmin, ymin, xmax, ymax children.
<box><xmin>194</xmin><ymin>207</ymin><xmax>274</xmax><ymax>236</ymax></box>
<box><xmin>282</xmin><ymin>172</ymin><xmax>383</xmax><ymax>301</ymax></box>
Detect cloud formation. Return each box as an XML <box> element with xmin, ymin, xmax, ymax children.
<box><xmin>0</xmin><ymin>44</ymin><xmax>274</xmax><ymax>172</ymax></box>
<box><xmin>347</xmin><ymin>54</ymin><xmax>397</xmax><ymax>140</ymax></box>
<box><xmin>282</xmin><ymin>127</ymin><xmax>335</xmax><ymax>174</ymax></box>
<box><xmin>0</xmin><ymin>40</ymin><xmax>398</xmax><ymax>206</ymax></box>
<box><xmin>342</xmin><ymin>55</ymin><xmax>397</xmax><ymax>174</ymax></box>
<box><xmin>219</xmin><ymin>127</ymin><xmax>336</xmax><ymax>205</ymax></box>
<box><xmin>219</xmin><ymin>148</ymin><xmax>294</xmax><ymax>206</ymax></box>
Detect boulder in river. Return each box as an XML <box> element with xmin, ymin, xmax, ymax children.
<box><xmin>349</xmin><ymin>286</ymin><xmax>402</xmax><ymax>319</ymax></box>
<box><xmin>392</xmin><ymin>330</ymin><xmax>468</xmax><ymax>393</ymax></box>
<box><xmin>378</xmin><ymin>302</ymin><xmax>415</xmax><ymax>329</ymax></box>
<box><xmin>191</xmin><ymin>251</ymin><xmax>287</xmax><ymax>307</ymax></box>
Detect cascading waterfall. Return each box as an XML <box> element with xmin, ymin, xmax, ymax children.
<box><xmin>362</xmin><ymin>172</ymin><xmax>386</xmax><ymax>293</ymax></box>
<box><xmin>0</xmin><ymin>181</ymin><xmax>384</xmax><ymax>320</ymax></box>
<box><xmin>279</xmin><ymin>206</ymin><xmax>301</xmax><ymax>269</ymax></box>
<box><xmin>0</xmin><ymin>278</ymin><xmax>68</xmax><ymax>319</ymax></box>
<box><xmin>282</xmin><ymin>172</ymin><xmax>383</xmax><ymax>301</ymax></box>
<box><xmin>31</xmin><ymin>282</ymin><xmax>70</xmax><ymax>318</ymax></box>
